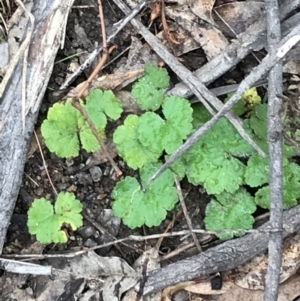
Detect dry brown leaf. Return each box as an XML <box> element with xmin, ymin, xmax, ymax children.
<box><xmin>166</xmin><ymin>5</ymin><xmax>228</xmax><ymax>59</ymax></box>
<box><xmin>114</xmin><ymin>37</ymin><xmax>161</xmax><ymax>73</ymax></box>
<box><xmin>157</xmin><ymin>24</ymin><xmax>201</xmax><ymax>56</ymax></box>
<box><xmin>151</xmin><ymin>1</ymin><xmax>161</xmax><ymax>21</ymax></box>
<box><xmin>197</xmin><ymin>26</ymin><xmax>228</xmax><ymax>59</ymax></box>
<box><xmin>201</xmin><ymin>275</ymin><xmax>300</xmax><ymax>301</ymax></box>
<box><xmin>187</xmin><ymin>0</ymin><xmax>216</xmax><ymax>25</ymax></box>
<box><xmin>213</xmin><ymin>2</ymin><xmax>265</xmax><ymax>36</ymax></box>
<box><xmin>283</xmin><ymin>44</ymin><xmax>300</xmax><ymax>75</ymax></box>
<box><xmin>64</xmin><ymin>69</ymin><xmax>144</xmax><ymax>100</ymax></box>
<box><xmin>228</xmin><ymin>232</ymin><xmax>300</xmax><ymax>290</ymax></box>
<box><xmin>123</xmin><ymin>248</ymin><xmax>161</xmax><ymax>301</ymax></box>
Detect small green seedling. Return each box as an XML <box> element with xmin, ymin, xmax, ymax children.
<box><xmin>112</xmin><ymin>162</ymin><xmax>178</xmax><ymax>228</ymax></box>
<box><xmin>204</xmin><ymin>188</ymin><xmax>256</xmax><ymax>240</ymax></box>
<box><xmin>113</xmin><ymin>95</ymin><xmax>193</xmax><ymax>169</ymax></box>
<box><xmin>27</xmin><ymin>192</ymin><xmax>83</xmax><ymax>244</ymax></box>
<box><xmin>131</xmin><ymin>64</ymin><xmax>170</xmax><ymax>111</ymax></box>
<box><xmin>41</xmin><ymin>89</ymin><xmax>123</xmax><ymax>158</ymax></box>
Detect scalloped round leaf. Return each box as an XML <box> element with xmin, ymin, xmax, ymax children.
<box><xmin>256</xmin><ymin>186</ymin><xmax>293</xmax><ymax>209</ymax></box>
<box><xmin>284</xmin><ymin>162</ymin><xmax>300</xmax><ymax>182</ymax></box>
<box><xmin>131</xmin><ymin>77</ymin><xmax>165</xmax><ymax>111</ymax></box>
<box><xmin>112</xmin><ymin>163</ymin><xmax>178</xmax><ymax>228</ymax></box>
<box><xmin>186</xmin><ymin>148</ymin><xmax>245</xmax><ymax>194</ymax></box>
<box><xmin>162</xmin><ymin>96</ymin><xmax>193</xmax><ymax>154</ymax></box>
<box><xmin>203</xmin><ymin>118</ymin><xmax>254</xmax><ymax>156</ymax></box>
<box><xmin>78</xmin><ymin>118</ymin><xmax>101</xmax><ymax>153</ymax></box>
<box><xmin>27</xmin><ymin>199</ymin><xmax>67</xmax><ymax>244</ymax></box>
<box><xmin>204</xmin><ymin>189</ymin><xmax>256</xmax><ymax>240</ymax></box>
<box><xmin>35</xmin><ymin>215</ymin><xmax>65</xmax><ymax>244</ymax></box>
<box><xmin>112</xmin><ymin>177</ymin><xmax>146</xmax><ymax>228</ymax></box>
<box><xmin>137</xmin><ymin>112</ymin><xmax>165</xmax><ymax>153</ymax></box>
<box><xmin>55</xmin><ymin>192</ymin><xmax>83</xmax><ymax>230</ymax></box>
<box><xmin>85</xmin><ymin>89</ymin><xmax>123</xmax><ymax>123</ymax></box>
<box><xmin>245</xmin><ymin>154</ymin><xmax>270</xmax><ymax>187</ymax></box>
<box><xmin>243</xmin><ymin>119</ymin><xmax>268</xmax><ymax>154</ymax></box>
<box><xmin>41</xmin><ymin>101</ymin><xmax>80</xmax><ymax>158</ymax></box>
<box><xmin>27</xmin><ymin>198</ymin><xmax>54</xmax><ymax>235</ymax></box>
<box><xmin>144</xmin><ymin>64</ymin><xmax>170</xmax><ymax>88</ymax></box>
<box><xmin>255</xmin><ymin>162</ymin><xmax>300</xmax><ymax>209</ymax></box>
<box><xmin>27</xmin><ymin>193</ymin><xmax>83</xmax><ymax>244</ymax></box>
<box><xmin>113</xmin><ymin>115</ymin><xmax>161</xmax><ymax>169</ymax></box>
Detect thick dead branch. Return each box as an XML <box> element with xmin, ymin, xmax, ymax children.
<box><xmin>264</xmin><ymin>1</ymin><xmax>284</xmax><ymax>300</ymax></box>
<box><xmin>0</xmin><ymin>0</ymin><xmax>75</xmax><ymax>253</ymax></box>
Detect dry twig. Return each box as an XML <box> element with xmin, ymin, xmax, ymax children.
<box><xmin>174</xmin><ymin>175</ymin><xmax>201</xmax><ymax>252</ymax></box>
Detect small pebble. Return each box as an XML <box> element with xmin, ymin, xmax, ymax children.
<box><xmin>84</xmin><ymin>238</ymin><xmax>98</xmax><ymax>248</ymax></box>
<box><xmin>85</xmin><ymin>192</ymin><xmax>97</xmax><ymax>202</ymax></box>
<box><xmin>89</xmin><ymin>166</ymin><xmax>103</xmax><ymax>182</ymax></box>
<box><xmin>57</xmin><ymin>183</ymin><xmax>68</xmax><ymax>191</ymax></box>
<box><xmin>65</xmin><ymin>159</ymin><xmax>74</xmax><ymax>167</ymax></box>
<box><xmin>78</xmin><ymin>226</ymin><xmax>95</xmax><ymax>239</ymax></box>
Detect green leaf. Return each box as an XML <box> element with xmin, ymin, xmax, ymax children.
<box><xmin>166</xmin><ymin>154</ymin><xmax>187</xmax><ymax>180</ymax></box>
<box><xmin>144</xmin><ymin>64</ymin><xmax>170</xmax><ymax>89</ymax></box>
<box><xmin>113</xmin><ymin>115</ymin><xmax>161</xmax><ymax>169</ymax></box>
<box><xmin>131</xmin><ymin>64</ymin><xmax>170</xmax><ymax>111</ymax></box>
<box><xmin>112</xmin><ymin>163</ymin><xmax>178</xmax><ymax>228</ymax></box>
<box><xmin>77</xmin><ymin>117</ymin><xmax>101</xmax><ymax>153</ymax></box>
<box><xmin>192</xmin><ymin>103</ymin><xmax>212</xmax><ymax>129</ymax></box>
<box><xmin>183</xmin><ymin>112</ymin><xmax>252</xmax><ymax>195</ymax></box>
<box><xmin>162</xmin><ymin>96</ymin><xmax>193</xmax><ymax>154</ymax></box>
<box><xmin>132</xmin><ymin>77</ymin><xmax>165</xmax><ymax>111</ymax></box>
<box><xmin>245</xmin><ymin>153</ymin><xmax>270</xmax><ymax>187</ymax></box>
<box><xmin>204</xmin><ymin>189</ymin><xmax>256</xmax><ymax>240</ymax></box>
<box><xmin>225</xmin><ymin>91</ymin><xmax>247</xmax><ymax>116</ymax></box>
<box><xmin>85</xmin><ymin>89</ymin><xmax>123</xmax><ymax>124</ymax></box>
<box><xmin>249</xmin><ymin>104</ymin><xmax>268</xmax><ymax>140</ymax></box>
<box><xmin>255</xmin><ymin>162</ymin><xmax>300</xmax><ymax>209</ymax></box>
<box><xmin>55</xmin><ymin>192</ymin><xmax>83</xmax><ymax>229</ymax></box>
<box><xmin>137</xmin><ymin>112</ymin><xmax>165</xmax><ymax>153</ymax></box>
<box><xmin>41</xmin><ymin>101</ymin><xmax>80</xmax><ymax>158</ymax></box>
<box><xmin>41</xmin><ymin>90</ymin><xmax>121</xmax><ymax>158</ymax></box>
<box><xmin>202</xmin><ymin>118</ymin><xmax>254</xmax><ymax>156</ymax></box>
<box><xmin>27</xmin><ymin>192</ymin><xmax>83</xmax><ymax>244</ymax></box>
<box><xmin>186</xmin><ymin>146</ymin><xmax>246</xmax><ymax>194</ymax></box>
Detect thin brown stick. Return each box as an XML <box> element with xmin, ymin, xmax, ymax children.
<box><xmin>155</xmin><ymin>209</ymin><xmax>183</xmax><ymax>250</ymax></box>
<box><xmin>174</xmin><ymin>175</ymin><xmax>201</xmax><ymax>252</ymax></box>
<box><xmin>160</xmin><ymin>241</ymin><xmax>195</xmax><ymax>261</ymax></box>
<box><xmin>71</xmin><ymin>0</ymin><xmax>122</xmax><ymax>176</ymax></box>
<box><xmin>34</xmin><ymin>130</ymin><xmax>57</xmax><ymax>196</ymax></box>
<box><xmin>83</xmin><ymin>212</ymin><xmax>142</xmax><ymax>254</ymax></box>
